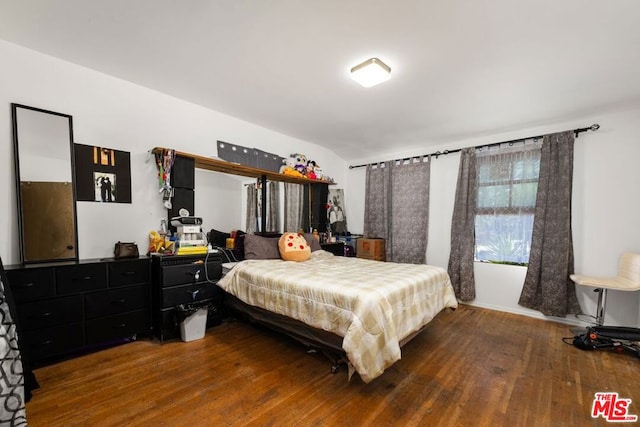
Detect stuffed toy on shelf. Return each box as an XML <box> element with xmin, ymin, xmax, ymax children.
<box><xmin>280</xmin><ymin>153</ymin><xmax>327</xmax><ymax>181</ymax></box>
<box><xmin>280</xmin><ymin>153</ymin><xmax>307</xmax><ymax>178</ymax></box>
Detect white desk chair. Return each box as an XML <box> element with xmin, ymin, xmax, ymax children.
<box><xmin>570</xmin><ymin>252</ymin><xmax>640</xmax><ymax>326</ymax></box>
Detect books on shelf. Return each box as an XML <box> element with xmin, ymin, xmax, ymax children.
<box><xmin>176</xmin><ymin>245</ymin><xmax>208</xmax><ymax>255</ymax></box>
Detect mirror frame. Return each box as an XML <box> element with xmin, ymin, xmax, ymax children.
<box><xmin>12</xmin><ymin>103</ymin><xmax>79</xmax><ymax>264</ymax></box>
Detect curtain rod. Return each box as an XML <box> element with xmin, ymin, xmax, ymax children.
<box><xmin>348</xmin><ymin>124</ymin><xmax>600</xmax><ymax>169</ymax></box>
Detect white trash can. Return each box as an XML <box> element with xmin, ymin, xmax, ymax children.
<box><xmin>179</xmin><ymin>308</ymin><xmax>208</xmax><ymax>342</ymax></box>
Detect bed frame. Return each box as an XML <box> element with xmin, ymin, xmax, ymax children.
<box><xmin>223</xmin><ymin>293</ymin><xmax>436</xmax><ymax>379</ymax></box>
<box><xmin>224</xmin><ymin>294</ymin><xmax>351</xmax><ymax>374</ymax></box>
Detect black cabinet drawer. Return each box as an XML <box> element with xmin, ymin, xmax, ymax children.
<box><xmin>86</xmin><ymin>310</ymin><xmax>147</xmax><ymax>345</ymax></box>
<box><xmin>162</xmin><ymin>283</ymin><xmax>222</xmax><ymax>308</ymax></box>
<box><xmin>27</xmin><ymin>322</ymin><xmax>84</xmax><ymax>363</ymax></box>
<box><xmin>6</xmin><ymin>267</ymin><xmax>55</xmax><ymax>302</ymax></box>
<box><xmin>85</xmin><ymin>286</ymin><xmax>146</xmax><ymax>319</ymax></box>
<box><xmin>19</xmin><ymin>295</ymin><xmax>83</xmax><ymax>330</ymax></box>
<box><xmin>109</xmin><ymin>259</ymin><xmax>150</xmax><ymax>288</ymax></box>
<box><xmin>8</xmin><ymin>257</ymin><xmax>152</xmax><ymax>365</ymax></box>
<box><xmin>151</xmin><ymin>254</ymin><xmax>223</xmax><ymax>341</ymax></box>
<box><xmin>161</xmin><ymin>262</ymin><xmax>221</xmax><ymax>287</ymax></box>
<box><xmin>56</xmin><ymin>263</ymin><xmax>107</xmax><ymax>294</ymax></box>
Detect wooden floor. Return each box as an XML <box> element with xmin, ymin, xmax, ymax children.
<box><xmin>25</xmin><ymin>305</ymin><xmax>638</xmax><ymax>426</ymax></box>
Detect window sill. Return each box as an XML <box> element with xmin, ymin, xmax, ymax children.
<box><xmin>475</xmin><ymin>260</ymin><xmax>528</xmax><ymax>267</ymax></box>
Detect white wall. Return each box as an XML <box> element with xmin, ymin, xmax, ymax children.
<box><xmin>345</xmin><ymin>106</ymin><xmax>640</xmax><ymax>327</ymax></box>
<box><xmin>0</xmin><ymin>40</ymin><xmax>346</xmax><ymax>265</ymax></box>
<box><xmin>3</xmin><ymin>39</ymin><xmax>638</xmax><ymax>327</ymax></box>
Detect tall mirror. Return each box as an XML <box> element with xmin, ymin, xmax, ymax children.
<box><xmin>12</xmin><ymin>104</ymin><xmax>78</xmax><ymax>263</ymax></box>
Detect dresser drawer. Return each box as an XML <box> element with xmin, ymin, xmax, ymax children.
<box><xmin>56</xmin><ymin>263</ymin><xmax>107</xmax><ymax>294</ymax></box>
<box><xmin>161</xmin><ymin>282</ymin><xmax>222</xmax><ymax>308</ymax></box>
<box><xmin>85</xmin><ymin>286</ymin><xmax>146</xmax><ymax>319</ymax></box>
<box><xmin>27</xmin><ymin>322</ymin><xmax>84</xmax><ymax>363</ymax></box>
<box><xmin>161</xmin><ymin>261</ymin><xmax>221</xmax><ymax>287</ymax></box>
<box><xmin>86</xmin><ymin>310</ymin><xmax>148</xmax><ymax>345</ymax></box>
<box><xmin>108</xmin><ymin>259</ymin><xmax>150</xmax><ymax>288</ymax></box>
<box><xmin>6</xmin><ymin>267</ymin><xmax>55</xmax><ymax>302</ymax></box>
<box><xmin>19</xmin><ymin>295</ymin><xmax>83</xmax><ymax>330</ymax></box>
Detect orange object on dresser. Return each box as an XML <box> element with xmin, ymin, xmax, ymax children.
<box><xmin>356</xmin><ymin>238</ymin><xmax>386</xmax><ymax>261</ymax></box>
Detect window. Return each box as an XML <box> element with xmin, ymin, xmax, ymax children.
<box><xmin>474</xmin><ymin>141</ymin><xmax>541</xmax><ymax>265</ymax></box>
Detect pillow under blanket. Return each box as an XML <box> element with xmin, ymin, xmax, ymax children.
<box><xmin>243</xmin><ymin>234</ymin><xmax>281</xmax><ymax>260</ymax></box>
<box><xmin>302</xmin><ymin>233</ymin><xmax>322</xmax><ymax>252</ymax></box>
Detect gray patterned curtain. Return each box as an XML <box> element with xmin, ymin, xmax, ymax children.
<box><xmin>390</xmin><ymin>158</ymin><xmax>431</xmax><ymax>263</ymax></box>
<box><xmin>364</xmin><ymin>163</ymin><xmax>390</xmax><ymax>243</ymax></box>
<box><xmin>245</xmin><ymin>183</ymin><xmax>257</xmax><ymax>234</ymax></box>
<box><xmin>448</xmin><ymin>147</ymin><xmax>477</xmax><ymax>301</ymax></box>
<box><xmin>364</xmin><ymin>159</ymin><xmax>431</xmax><ymax>263</ymax></box>
<box><xmin>0</xmin><ymin>261</ymin><xmax>28</xmax><ymax>426</ymax></box>
<box><xmin>266</xmin><ymin>181</ymin><xmax>280</xmax><ymax>233</ymax></box>
<box><xmin>284</xmin><ymin>183</ymin><xmax>304</xmax><ymax>232</ymax></box>
<box><xmin>518</xmin><ymin>131</ymin><xmax>582</xmax><ymax>317</ymax></box>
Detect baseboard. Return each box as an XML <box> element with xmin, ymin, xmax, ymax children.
<box><xmin>459</xmin><ymin>301</ymin><xmax>586</xmax><ymax>327</ymax></box>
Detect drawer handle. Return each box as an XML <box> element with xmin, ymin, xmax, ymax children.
<box><xmin>187</xmin><ymin>289</ymin><xmax>200</xmax><ymax>300</ymax></box>
<box><xmin>73</xmin><ymin>276</ymin><xmax>93</xmax><ymax>282</ymax></box>
<box><xmin>30</xmin><ymin>312</ymin><xmax>52</xmax><ymax>319</ymax></box>
<box><xmin>113</xmin><ymin>323</ymin><xmax>127</xmax><ymax>329</ymax></box>
<box><xmin>122</xmin><ymin>271</ymin><xmax>136</xmax><ymax>276</ymax></box>
<box><xmin>17</xmin><ymin>282</ymin><xmax>35</xmax><ymax>288</ymax></box>
<box><xmin>38</xmin><ymin>340</ymin><xmax>54</xmax><ymax>346</ymax></box>
<box><xmin>111</xmin><ymin>299</ymin><xmax>127</xmax><ymax>305</ymax></box>
<box><xmin>187</xmin><ymin>269</ymin><xmax>201</xmax><ymax>281</ymax></box>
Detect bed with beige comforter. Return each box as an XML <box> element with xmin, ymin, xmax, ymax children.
<box><xmin>217</xmin><ymin>250</ymin><xmax>458</xmax><ymax>383</ymax></box>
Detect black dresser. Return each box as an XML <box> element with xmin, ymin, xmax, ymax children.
<box><xmin>151</xmin><ymin>253</ymin><xmax>224</xmax><ymax>342</ymax></box>
<box><xmin>5</xmin><ymin>257</ymin><xmax>151</xmax><ymax>366</ymax></box>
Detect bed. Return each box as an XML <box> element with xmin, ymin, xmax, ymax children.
<box><xmin>217</xmin><ymin>249</ymin><xmax>458</xmax><ymax>383</ymax></box>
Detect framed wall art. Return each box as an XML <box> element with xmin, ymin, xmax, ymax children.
<box><xmin>74</xmin><ymin>143</ymin><xmax>132</xmax><ymax>203</ymax></box>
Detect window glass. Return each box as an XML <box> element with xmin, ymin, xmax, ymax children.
<box><xmin>475</xmin><ymin>142</ymin><xmax>541</xmax><ymax>264</ymax></box>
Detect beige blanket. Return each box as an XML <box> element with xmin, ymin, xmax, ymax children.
<box><xmin>217</xmin><ymin>250</ymin><xmax>458</xmax><ymax>382</ymax></box>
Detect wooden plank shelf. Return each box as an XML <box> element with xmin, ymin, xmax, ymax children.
<box><xmin>151</xmin><ymin>147</ymin><xmax>336</xmax><ymax>185</ymax></box>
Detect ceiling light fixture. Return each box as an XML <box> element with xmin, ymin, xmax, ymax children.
<box><xmin>350</xmin><ymin>57</ymin><xmax>391</xmax><ymax>88</ymax></box>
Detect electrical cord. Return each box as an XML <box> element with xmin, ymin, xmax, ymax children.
<box><xmin>203</xmin><ymin>249</ymin><xmax>222</xmax><ymax>285</ymax></box>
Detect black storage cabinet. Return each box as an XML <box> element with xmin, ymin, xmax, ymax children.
<box><xmin>6</xmin><ymin>257</ymin><xmax>151</xmax><ymax>366</ymax></box>
<box><xmin>151</xmin><ymin>253</ymin><xmax>224</xmax><ymax>342</ymax></box>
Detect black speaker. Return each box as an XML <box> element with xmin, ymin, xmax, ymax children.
<box><xmin>171</xmin><ymin>156</ymin><xmax>195</xmax><ymax>189</ymax></box>
<box><xmin>310</xmin><ymin>183</ymin><xmax>329</xmax><ymax>233</ymax></box>
<box><xmin>168</xmin><ymin>156</ymin><xmax>196</xmax><ymax>233</ymax></box>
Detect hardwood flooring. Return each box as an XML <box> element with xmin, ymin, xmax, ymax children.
<box><xmin>25</xmin><ymin>305</ymin><xmax>639</xmax><ymax>426</ymax></box>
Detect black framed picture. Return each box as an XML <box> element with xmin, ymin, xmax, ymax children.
<box><xmin>74</xmin><ymin>144</ymin><xmax>132</xmax><ymax>203</ymax></box>
<box><xmin>327</xmin><ymin>188</ymin><xmax>347</xmax><ymax>234</ymax></box>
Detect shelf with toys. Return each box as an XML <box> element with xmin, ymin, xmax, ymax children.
<box><xmin>151</xmin><ymin>147</ymin><xmax>336</xmax><ymax>186</ymax></box>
